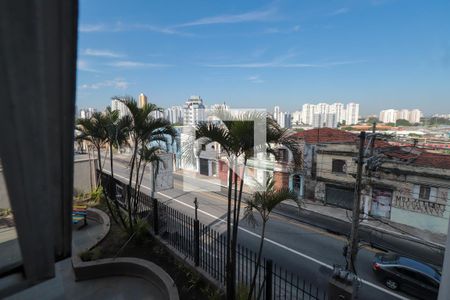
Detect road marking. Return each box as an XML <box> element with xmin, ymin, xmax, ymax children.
<box><xmin>105</xmin><ymin>170</ymin><xmax>409</xmax><ymax>299</ymax></box>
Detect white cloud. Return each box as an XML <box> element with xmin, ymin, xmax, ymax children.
<box><xmin>132</xmin><ymin>24</ymin><xmax>181</xmax><ymax>35</ymax></box>
<box><xmin>107</xmin><ymin>60</ymin><xmax>171</xmax><ymax>68</ymax></box>
<box><xmin>83</xmin><ymin>48</ymin><xmax>124</xmax><ymax>58</ymax></box>
<box><xmin>205</xmin><ymin>59</ymin><xmax>365</xmax><ymax>68</ymax></box>
<box><xmin>328</xmin><ymin>8</ymin><xmax>350</xmax><ymax>16</ymax></box>
<box><xmin>79</xmin><ymin>78</ymin><xmax>130</xmax><ymax>90</ymax></box>
<box><xmin>263</xmin><ymin>25</ymin><xmax>301</xmax><ymax>34</ymax></box>
<box><xmin>246</xmin><ymin>75</ymin><xmax>264</xmax><ymax>83</ymax></box>
<box><xmin>79</xmin><ymin>22</ymin><xmax>187</xmax><ymax>36</ymax></box>
<box><xmin>174</xmin><ymin>7</ymin><xmax>277</xmax><ymax>28</ymax></box>
<box><xmin>77</xmin><ymin>59</ymin><xmax>99</xmax><ymax>72</ymax></box>
<box><xmin>79</xmin><ymin>24</ymin><xmax>106</xmax><ymax>32</ymax></box>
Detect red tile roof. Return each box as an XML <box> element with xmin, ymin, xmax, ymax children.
<box><xmin>294</xmin><ymin>128</ymin><xmax>391</xmax><ymax>148</ymax></box>
<box><xmin>382</xmin><ymin>147</ymin><xmax>450</xmax><ymax>170</ymax></box>
<box><xmin>411</xmin><ymin>152</ymin><xmax>450</xmax><ymax>169</ymax></box>
<box><xmin>294</xmin><ymin>128</ymin><xmax>357</xmax><ymax>144</ymax></box>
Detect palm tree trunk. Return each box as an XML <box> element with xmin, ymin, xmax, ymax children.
<box><xmin>230</xmin><ymin>158</ymin><xmax>239</xmax><ymax>300</ymax></box>
<box><xmin>97</xmin><ymin>145</ymin><xmax>119</xmax><ymax>225</ymax></box>
<box><xmin>151</xmin><ymin>161</ymin><xmax>157</xmax><ymax>199</ymax></box>
<box><xmin>133</xmin><ymin>151</ymin><xmax>143</xmax><ymax>222</ymax></box>
<box><xmin>127</xmin><ymin>138</ymin><xmax>138</xmax><ymax>230</ymax></box>
<box><xmin>110</xmin><ymin>143</ymin><xmax>127</xmax><ymax>229</ymax></box>
<box><xmin>226</xmin><ymin>159</ymin><xmax>234</xmax><ymax>300</ymax></box>
<box><xmin>247</xmin><ymin>221</ymin><xmax>267</xmax><ymax>300</ymax></box>
<box><xmin>231</xmin><ymin>159</ymin><xmax>247</xmax><ymax>294</ymax></box>
<box><xmin>87</xmin><ymin>145</ymin><xmax>93</xmax><ymax>191</ymax></box>
<box><xmin>96</xmin><ymin>145</ymin><xmax>102</xmax><ymax>186</ymax></box>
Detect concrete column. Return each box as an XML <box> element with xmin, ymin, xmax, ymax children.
<box><xmin>438</xmin><ymin>217</ymin><xmax>450</xmax><ymax>300</ymax></box>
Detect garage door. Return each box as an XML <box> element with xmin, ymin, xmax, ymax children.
<box><xmin>325</xmin><ymin>185</ymin><xmax>354</xmax><ymax>210</ymax></box>
<box><xmin>199</xmin><ymin>158</ymin><xmax>209</xmax><ymax>176</ymax></box>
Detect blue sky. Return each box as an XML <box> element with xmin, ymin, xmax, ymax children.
<box><xmin>77</xmin><ymin>0</ymin><xmax>450</xmax><ymax>116</ymax></box>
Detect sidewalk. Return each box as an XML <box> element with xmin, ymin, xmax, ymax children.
<box><xmin>174</xmin><ymin>169</ymin><xmax>446</xmax><ymax>266</ymax></box>
<box><xmin>287</xmin><ymin>199</ymin><xmax>447</xmax><ymax>247</ymax></box>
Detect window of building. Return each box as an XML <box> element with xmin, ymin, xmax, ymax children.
<box><xmin>413</xmin><ymin>184</ymin><xmax>437</xmax><ymax>202</ymax></box>
<box><xmin>277</xmin><ymin>149</ymin><xmax>288</xmax><ymax>162</ymax></box>
<box><xmin>201</xmin><ymin>144</ymin><xmax>206</xmax><ymax>151</ymax></box>
<box><xmin>332</xmin><ymin>159</ymin><xmax>346</xmax><ymax>174</ymax></box>
<box><xmin>419</xmin><ymin>185</ymin><xmax>431</xmax><ymax>200</ymax></box>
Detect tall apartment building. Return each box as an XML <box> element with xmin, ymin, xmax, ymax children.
<box><xmin>379</xmin><ymin>109</ymin><xmax>397</xmax><ymax>123</ymax></box>
<box><xmin>273</xmin><ymin>106</ymin><xmax>291</xmax><ymax>128</ymax></box>
<box><xmin>279</xmin><ymin>112</ymin><xmax>292</xmax><ymax>128</ymax></box>
<box><xmin>301</xmin><ymin>104</ymin><xmax>316</xmax><ymax>126</ymax></box>
<box><xmin>312</xmin><ymin>112</ymin><xmax>336</xmax><ymax>128</ymax></box>
<box><xmin>292</xmin><ymin>110</ymin><xmax>302</xmax><ymax>125</ymax></box>
<box><xmin>329</xmin><ymin>103</ymin><xmax>345</xmax><ymax>124</ymax></box>
<box><xmin>111</xmin><ymin>98</ymin><xmax>130</xmax><ymax>118</ymax></box>
<box><xmin>409</xmin><ymin>109</ymin><xmax>422</xmax><ymax>124</ymax></box>
<box><xmin>398</xmin><ymin>109</ymin><xmax>410</xmax><ymax>121</ymax></box>
<box><xmin>379</xmin><ymin>108</ymin><xmax>422</xmax><ymax>124</ymax></box>
<box><xmin>183</xmin><ymin>95</ymin><xmax>205</xmax><ymax>126</ymax></box>
<box><xmin>300</xmin><ymin>102</ymin><xmax>359</xmax><ymax>127</ymax></box>
<box><xmin>345</xmin><ymin>102</ymin><xmax>359</xmax><ymax>125</ymax></box>
<box><xmin>165</xmin><ymin>106</ymin><xmax>184</xmax><ymax>124</ymax></box>
<box><xmin>79</xmin><ymin>107</ymin><xmax>96</xmax><ymax>119</ymax></box>
<box><xmin>138</xmin><ymin>93</ymin><xmax>148</xmax><ymax>108</ymax></box>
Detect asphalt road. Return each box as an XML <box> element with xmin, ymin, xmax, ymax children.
<box><xmin>103</xmin><ymin>159</ymin><xmax>416</xmax><ymax>300</ymax></box>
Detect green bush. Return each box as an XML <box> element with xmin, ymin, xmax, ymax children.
<box><xmin>236</xmin><ymin>284</ymin><xmax>250</xmax><ymax>300</ymax></box>
<box><xmin>0</xmin><ymin>208</ymin><xmax>12</xmax><ymax>217</ymax></box>
<box><xmin>90</xmin><ymin>186</ymin><xmax>105</xmax><ymax>205</ymax></box>
<box><xmin>131</xmin><ymin>217</ymin><xmax>150</xmax><ymax>244</ymax></box>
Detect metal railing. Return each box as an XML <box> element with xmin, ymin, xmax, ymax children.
<box><xmin>98</xmin><ymin>171</ymin><xmax>326</xmax><ymax>300</ymax></box>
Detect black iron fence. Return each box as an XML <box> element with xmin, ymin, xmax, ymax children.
<box><xmin>98</xmin><ymin>171</ymin><xmax>327</xmax><ymax>300</ymax></box>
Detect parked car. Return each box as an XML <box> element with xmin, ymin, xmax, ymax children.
<box><xmin>372</xmin><ymin>252</ymin><xmax>441</xmax><ymax>299</ymax></box>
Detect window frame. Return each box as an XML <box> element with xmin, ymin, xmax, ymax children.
<box><xmin>331</xmin><ymin>159</ymin><xmax>346</xmax><ymax>174</ymax></box>
<box><xmin>419</xmin><ymin>185</ymin><xmax>431</xmax><ymax>201</ymax></box>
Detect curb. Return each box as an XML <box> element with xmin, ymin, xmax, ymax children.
<box><xmin>71</xmin><ymin>208</ymin><xmax>179</xmax><ymax>300</ymax></box>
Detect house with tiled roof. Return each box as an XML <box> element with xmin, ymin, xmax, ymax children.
<box><xmin>368</xmin><ymin>147</ymin><xmax>450</xmax><ymax>234</ymax></box>
<box><xmin>295</xmin><ymin>128</ymin><xmax>450</xmax><ymax>234</ymax></box>
<box><xmin>294</xmin><ymin>128</ymin><xmax>384</xmax><ymax>210</ymax></box>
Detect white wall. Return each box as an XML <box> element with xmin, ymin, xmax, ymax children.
<box><xmin>149</xmin><ymin>153</ymin><xmax>174</xmax><ymax>192</ymax></box>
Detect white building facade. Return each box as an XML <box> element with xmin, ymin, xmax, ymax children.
<box><xmin>379</xmin><ymin>108</ymin><xmax>422</xmax><ymax>124</ymax></box>
<box><xmin>111</xmin><ymin>99</ymin><xmax>130</xmax><ymax>118</ymax></box>
<box><xmin>300</xmin><ymin>102</ymin><xmax>359</xmax><ymax>127</ymax></box>
<box><xmin>183</xmin><ymin>95</ymin><xmax>206</xmax><ymax>126</ymax></box>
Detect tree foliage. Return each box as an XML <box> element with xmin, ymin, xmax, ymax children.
<box><xmin>192</xmin><ymin>110</ymin><xmax>302</xmax><ymax>299</ymax></box>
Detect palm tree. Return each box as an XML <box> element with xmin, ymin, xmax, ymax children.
<box><xmin>104</xmin><ymin>107</ymin><xmax>132</xmax><ymax>229</ymax></box>
<box><xmin>243</xmin><ymin>177</ymin><xmax>299</xmax><ymax>300</ymax></box>
<box><xmin>76</xmin><ymin>112</ymin><xmax>108</xmax><ymax>180</ymax></box>
<box><xmin>138</xmin><ymin>145</ymin><xmax>165</xmax><ymax>200</ymax></box>
<box><xmin>113</xmin><ymin>96</ymin><xmax>176</xmax><ymax>230</ymax></box>
<box><xmin>193</xmin><ymin>111</ymin><xmax>302</xmax><ymax>299</ymax></box>
<box><xmin>76</xmin><ymin>112</ymin><xmax>121</xmax><ymax>223</ymax></box>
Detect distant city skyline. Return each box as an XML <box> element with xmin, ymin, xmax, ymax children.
<box><xmin>76</xmin><ymin>0</ymin><xmax>450</xmax><ymax>115</ymax></box>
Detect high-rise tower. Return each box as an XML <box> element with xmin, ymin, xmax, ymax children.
<box><xmin>138</xmin><ymin>93</ymin><xmax>148</xmax><ymax>108</ymax></box>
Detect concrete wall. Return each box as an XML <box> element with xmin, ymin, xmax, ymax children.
<box><xmin>73</xmin><ymin>158</ymin><xmax>97</xmax><ymax>195</ymax></box>
<box><xmin>315</xmin><ymin>143</ymin><xmax>357</xmax><ymax>185</ymax></box>
<box><xmin>0</xmin><ymin>168</ymin><xmax>10</xmax><ymax>209</ymax></box>
<box><xmin>390</xmin><ymin>207</ymin><xmax>449</xmax><ymax>234</ymax></box>
<box><xmin>149</xmin><ymin>153</ymin><xmax>174</xmax><ymax>192</ymax></box>
<box><xmin>1</xmin><ymin>159</ymin><xmax>98</xmax><ymax>208</ymax></box>
<box><xmin>369</xmin><ymin>166</ymin><xmax>450</xmax><ymax>234</ymax></box>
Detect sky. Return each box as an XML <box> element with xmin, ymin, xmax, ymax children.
<box><xmin>77</xmin><ymin>0</ymin><xmax>450</xmax><ymax>116</ymax></box>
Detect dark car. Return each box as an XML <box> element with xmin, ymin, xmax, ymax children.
<box><xmin>372</xmin><ymin>253</ymin><xmax>441</xmax><ymax>299</ymax></box>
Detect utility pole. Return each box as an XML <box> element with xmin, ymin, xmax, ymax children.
<box><xmin>346</xmin><ymin>131</ymin><xmax>366</xmax><ymax>273</ymax></box>
<box><xmin>370</xmin><ymin>122</ymin><xmax>376</xmax><ymax>156</ymax></box>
